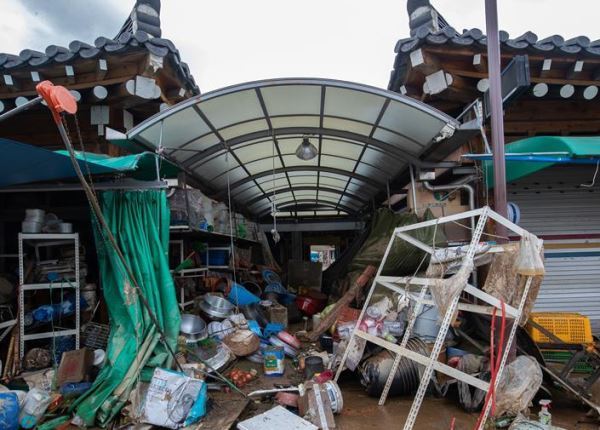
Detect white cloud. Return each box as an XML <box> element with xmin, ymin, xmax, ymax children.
<box><xmin>1</xmin><ymin>0</ymin><xmax>598</xmax><ymax>92</ymax></box>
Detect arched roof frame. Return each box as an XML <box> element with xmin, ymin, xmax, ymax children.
<box><xmin>127</xmin><ymin>78</ymin><xmax>458</xmax><ymax>217</ymax></box>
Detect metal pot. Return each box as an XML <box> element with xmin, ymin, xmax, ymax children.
<box><xmin>58</xmin><ymin>222</ymin><xmax>73</xmax><ymax>234</ymax></box>
<box><xmin>180</xmin><ymin>314</ymin><xmax>208</xmax><ymax>342</ymax></box>
<box><xmin>22</xmin><ymin>221</ymin><xmax>42</xmax><ymax>233</ymax></box>
<box><xmin>25</xmin><ymin>209</ymin><xmax>45</xmax><ymax>223</ymax></box>
<box><xmin>199</xmin><ymin>294</ymin><xmax>234</xmax><ymax>320</ymax></box>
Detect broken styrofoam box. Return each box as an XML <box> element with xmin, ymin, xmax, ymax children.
<box><xmin>237</xmin><ymin>405</ymin><xmax>318</xmax><ymax>430</ymax></box>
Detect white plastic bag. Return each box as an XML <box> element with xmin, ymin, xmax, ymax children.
<box><xmin>495</xmin><ymin>355</ymin><xmax>542</xmax><ymax>417</ymax></box>
<box><xmin>515</xmin><ymin>233</ymin><xmax>545</xmax><ymax>276</ymax></box>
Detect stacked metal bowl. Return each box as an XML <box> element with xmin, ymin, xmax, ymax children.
<box><xmin>198</xmin><ymin>294</ymin><xmax>234</xmax><ymax>320</ymax></box>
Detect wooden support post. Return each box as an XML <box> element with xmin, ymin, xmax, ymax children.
<box><xmin>69</xmin><ymin>90</ymin><xmax>82</xmax><ymax>102</ymax></box>
<box><xmin>409</xmin><ymin>48</ymin><xmax>441</xmax><ymax>74</ymax></box>
<box><xmin>559</xmin><ymin>84</ymin><xmax>575</xmax><ymax>98</ymax></box>
<box><xmin>583</xmin><ymin>85</ymin><xmax>598</xmax><ymax>100</ymax></box>
<box><xmin>92</xmin><ymin>85</ymin><xmax>108</xmax><ymax>102</ymax></box>
<box><xmin>473</xmin><ymin>53</ymin><xmax>487</xmax><ymax>72</ymax></box>
<box><xmin>166</xmin><ymin>87</ymin><xmax>187</xmax><ymax>100</ymax></box>
<box><xmin>3</xmin><ymin>74</ymin><xmax>19</xmax><ymax>91</ymax></box>
<box><xmin>532</xmin><ymin>82</ymin><xmax>549</xmax><ymax>97</ymax></box>
<box><xmin>567</xmin><ymin>60</ymin><xmax>585</xmax><ymax>79</ymax></box>
<box><xmin>143</xmin><ymin>53</ymin><xmax>164</xmax><ymax>75</ymax></box>
<box><xmin>477</xmin><ymin>78</ymin><xmax>489</xmax><ymax>93</ymax></box>
<box><xmin>540</xmin><ymin>59</ymin><xmax>552</xmax><ymax>78</ymax></box>
<box><xmin>14</xmin><ymin>96</ymin><xmax>28</xmax><ymax>107</ymax></box>
<box><xmin>97</xmin><ymin>59</ymin><xmax>108</xmax><ymax>80</ymax></box>
<box><xmin>65</xmin><ymin>65</ymin><xmax>75</xmax><ymax>84</ymax></box>
<box><xmin>30</xmin><ymin>71</ymin><xmax>42</xmax><ymax>83</ymax></box>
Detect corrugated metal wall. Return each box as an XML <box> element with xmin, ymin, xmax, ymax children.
<box><xmin>508</xmin><ymin>166</ymin><xmax>600</xmax><ymax>236</ymax></box>
<box><xmin>508</xmin><ymin>165</ymin><xmax>600</xmax><ymax>333</ymax></box>
<box><xmin>536</xmin><ymin>251</ymin><xmax>600</xmax><ymax>333</ymax></box>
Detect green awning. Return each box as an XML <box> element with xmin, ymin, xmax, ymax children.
<box><xmin>483</xmin><ymin>136</ymin><xmax>600</xmax><ymax>187</ymax></box>
<box><xmin>55</xmin><ymin>150</ymin><xmax>180</xmax><ymax>181</ymax></box>
<box><xmin>0</xmin><ymin>138</ymin><xmax>179</xmax><ymax>188</ymax></box>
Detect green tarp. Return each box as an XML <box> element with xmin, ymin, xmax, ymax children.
<box><xmin>349</xmin><ymin>208</ymin><xmax>444</xmax><ymax>276</ymax></box>
<box><xmin>484</xmin><ymin>136</ymin><xmax>600</xmax><ymax>186</ymax></box>
<box><xmin>72</xmin><ymin>190</ymin><xmax>180</xmax><ymax>427</ymax></box>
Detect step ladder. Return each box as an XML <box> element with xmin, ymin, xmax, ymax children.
<box><xmin>334</xmin><ymin>206</ymin><xmax>537</xmax><ymax>430</ymax></box>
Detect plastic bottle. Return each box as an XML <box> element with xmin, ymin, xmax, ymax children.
<box><xmin>538</xmin><ymin>399</ymin><xmax>552</xmax><ymax>428</ymax></box>
<box><xmin>19</xmin><ymin>388</ymin><xmax>52</xmax><ymax>429</ymax></box>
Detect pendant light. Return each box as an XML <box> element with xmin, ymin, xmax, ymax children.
<box><xmin>295</xmin><ymin>136</ymin><xmax>318</xmax><ymax>160</ymax></box>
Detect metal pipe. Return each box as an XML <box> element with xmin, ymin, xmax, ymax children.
<box><xmin>422</xmin><ymin>179</ymin><xmax>475</xmax><ymax>232</ymax></box>
<box><xmin>485</xmin><ymin>0</ymin><xmax>508</xmax><ymax>239</ymax></box>
<box><xmin>0</xmin><ymin>96</ymin><xmax>43</xmax><ymax>123</ymax></box>
<box><xmin>423</xmin><ymin>178</ymin><xmax>479</xmax><ymax>287</ymax></box>
<box><xmin>409</xmin><ymin>164</ymin><xmax>419</xmax><ymax>216</ymax></box>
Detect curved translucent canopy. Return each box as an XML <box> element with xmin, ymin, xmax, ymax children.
<box><xmin>127</xmin><ymin>78</ymin><xmax>458</xmax><ymax>217</ymax></box>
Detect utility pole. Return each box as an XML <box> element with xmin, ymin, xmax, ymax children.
<box><xmin>485</xmin><ymin>0</ymin><xmax>508</xmax><ymax>238</ymax></box>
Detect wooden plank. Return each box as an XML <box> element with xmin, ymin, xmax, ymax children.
<box><xmin>193</xmin><ymin>394</ymin><xmax>249</xmax><ymax>430</ymax></box>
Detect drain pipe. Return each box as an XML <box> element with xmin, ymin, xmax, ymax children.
<box><xmin>423</xmin><ymin>177</ymin><xmax>476</xmax><ymax>232</ymax></box>
<box><xmin>423</xmin><ymin>177</ymin><xmax>478</xmax><ymax>286</ymax></box>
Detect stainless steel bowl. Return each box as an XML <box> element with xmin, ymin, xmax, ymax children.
<box><xmin>180</xmin><ymin>314</ymin><xmax>208</xmax><ymax>342</ymax></box>
<box><xmin>199</xmin><ymin>294</ymin><xmax>234</xmax><ymax>320</ymax></box>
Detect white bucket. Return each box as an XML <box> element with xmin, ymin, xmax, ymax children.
<box><xmin>413</xmin><ymin>301</ymin><xmax>441</xmax><ymax>341</ymax></box>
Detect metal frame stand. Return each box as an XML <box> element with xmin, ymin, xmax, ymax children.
<box><xmin>18</xmin><ymin>233</ymin><xmax>80</xmax><ymax>359</ymax></box>
<box><xmin>334</xmin><ymin>206</ymin><xmax>537</xmax><ymax>430</ymax></box>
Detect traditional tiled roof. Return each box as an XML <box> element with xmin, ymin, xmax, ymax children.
<box><xmin>0</xmin><ymin>0</ymin><xmax>199</xmax><ymax>94</ymax></box>
<box><xmin>389</xmin><ymin>0</ymin><xmax>600</xmax><ymax>91</ymax></box>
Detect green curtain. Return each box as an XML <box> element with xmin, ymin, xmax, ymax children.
<box><xmin>72</xmin><ymin>190</ymin><xmax>180</xmax><ymax>427</ymax></box>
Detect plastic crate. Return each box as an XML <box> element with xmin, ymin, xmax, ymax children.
<box><xmin>541</xmin><ymin>350</ymin><xmax>594</xmax><ymax>374</ymax></box>
<box><xmin>527</xmin><ymin>312</ymin><xmax>593</xmax><ymax>344</ymax></box>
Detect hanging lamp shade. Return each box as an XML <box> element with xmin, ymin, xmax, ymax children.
<box><xmin>295</xmin><ymin>137</ymin><xmax>318</xmax><ymax>160</ymax></box>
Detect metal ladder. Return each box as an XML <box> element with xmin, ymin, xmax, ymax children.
<box><xmin>333</xmin><ymin>206</ymin><xmax>536</xmax><ymax>430</ymax></box>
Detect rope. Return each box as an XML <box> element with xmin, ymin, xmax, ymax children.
<box><xmin>224</xmin><ymin>149</ymin><xmax>239</xmax><ymax>311</ymax></box>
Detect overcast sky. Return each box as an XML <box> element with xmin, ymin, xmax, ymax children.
<box><xmin>2</xmin><ymin>1</ymin><xmax>599</xmax><ymax>92</ymax></box>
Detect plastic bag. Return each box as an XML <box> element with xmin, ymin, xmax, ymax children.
<box><xmin>495</xmin><ymin>355</ymin><xmax>542</xmax><ymax>417</ymax></box>
<box><xmin>515</xmin><ymin>233</ymin><xmax>545</xmax><ymax>276</ymax></box>
<box><xmin>0</xmin><ymin>392</ymin><xmax>19</xmax><ymax>430</ymax></box>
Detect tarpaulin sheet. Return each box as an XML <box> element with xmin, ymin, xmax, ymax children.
<box><xmin>72</xmin><ymin>190</ymin><xmax>180</xmax><ymax>427</ymax></box>
<box><xmin>0</xmin><ymin>138</ymin><xmax>178</xmax><ymax>187</ymax></box>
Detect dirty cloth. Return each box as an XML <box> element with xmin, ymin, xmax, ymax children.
<box><xmin>72</xmin><ymin>190</ymin><xmax>180</xmax><ymax>426</ymax></box>
<box><xmin>483</xmin><ymin>243</ymin><xmax>544</xmax><ymax>325</ymax></box>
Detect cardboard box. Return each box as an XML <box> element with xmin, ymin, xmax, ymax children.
<box><xmin>56</xmin><ymin>348</ymin><xmax>94</xmax><ymax>386</ymax></box>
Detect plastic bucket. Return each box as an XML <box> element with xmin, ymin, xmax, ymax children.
<box><xmin>228</xmin><ymin>283</ymin><xmax>261</xmax><ymax>307</ymax></box>
<box><xmin>413</xmin><ymin>302</ymin><xmax>441</xmax><ymax>342</ymax></box>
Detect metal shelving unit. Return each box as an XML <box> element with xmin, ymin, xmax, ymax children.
<box><xmin>18</xmin><ymin>233</ymin><xmax>80</xmax><ymax>359</ymax></box>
